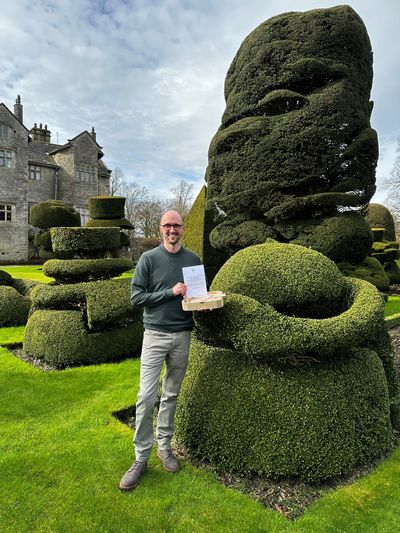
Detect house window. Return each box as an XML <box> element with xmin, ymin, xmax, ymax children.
<box><xmin>0</xmin><ymin>149</ymin><xmax>13</xmax><ymax>167</ymax></box>
<box><xmin>29</xmin><ymin>165</ymin><xmax>42</xmax><ymax>180</ymax></box>
<box><xmin>75</xmin><ymin>206</ymin><xmax>90</xmax><ymax>226</ymax></box>
<box><xmin>0</xmin><ymin>124</ymin><xmax>10</xmax><ymax>138</ymax></box>
<box><xmin>0</xmin><ymin>204</ymin><xmax>13</xmax><ymax>221</ymax></box>
<box><xmin>75</xmin><ymin>163</ymin><xmax>96</xmax><ymax>184</ymax></box>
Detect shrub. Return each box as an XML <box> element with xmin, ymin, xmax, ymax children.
<box><xmin>176</xmin><ymin>338</ymin><xmax>391</xmax><ymax>482</ymax></box>
<box><xmin>385</xmin><ymin>261</ymin><xmax>400</xmax><ymax>284</ymax></box>
<box><xmin>338</xmin><ymin>257</ymin><xmax>390</xmax><ymax>291</ymax></box>
<box><xmin>205</xmin><ymin>6</ymin><xmax>378</xmax><ymax>257</ymax></box>
<box><xmin>86</xmin><ymin>217</ymin><xmax>133</xmax><ymax>229</ymax></box>
<box><xmin>177</xmin><ymin>242</ymin><xmax>398</xmax><ymax>481</ymax></box>
<box><xmin>0</xmin><ymin>270</ymin><xmax>12</xmax><ymax>286</ymax></box>
<box><xmin>12</xmin><ymin>278</ymin><xmax>41</xmax><ymax>296</ymax></box>
<box><xmin>372</xmin><ymin>228</ymin><xmax>385</xmax><ymax>242</ymax></box>
<box><xmin>50</xmin><ymin>227</ymin><xmax>120</xmax><ymax>254</ymax></box>
<box><xmin>88</xmin><ymin>196</ymin><xmax>126</xmax><ymax>219</ymax></box>
<box><xmin>29</xmin><ymin>200</ymin><xmax>81</xmax><ymax>229</ymax></box>
<box><xmin>365</xmin><ymin>204</ymin><xmax>396</xmax><ymax>241</ymax></box>
<box><xmin>0</xmin><ymin>286</ymin><xmax>30</xmax><ymax>326</ymax></box>
<box><xmin>24</xmin><ymin>309</ymin><xmax>142</xmax><ymax>368</ymax></box>
<box><xmin>42</xmin><ymin>258</ymin><xmax>133</xmax><ymax>283</ymax></box>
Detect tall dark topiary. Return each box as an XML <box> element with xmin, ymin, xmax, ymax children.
<box><xmin>205</xmin><ymin>5</ymin><xmax>376</xmax><ymax>263</ymax></box>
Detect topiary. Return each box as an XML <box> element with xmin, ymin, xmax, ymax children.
<box><xmin>338</xmin><ymin>257</ymin><xmax>390</xmax><ymax>291</ymax></box>
<box><xmin>86</xmin><ymin>217</ymin><xmax>133</xmax><ymax>229</ymax></box>
<box><xmin>42</xmin><ymin>258</ymin><xmax>133</xmax><ymax>283</ymax></box>
<box><xmin>365</xmin><ymin>204</ymin><xmax>396</xmax><ymax>241</ymax></box>
<box><xmin>176</xmin><ymin>242</ymin><xmax>399</xmax><ymax>481</ymax></box>
<box><xmin>88</xmin><ymin>196</ymin><xmax>126</xmax><ymax>219</ymax></box>
<box><xmin>50</xmin><ymin>227</ymin><xmax>120</xmax><ymax>255</ymax></box>
<box><xmin>182</xmin><ymin>185</ymin><xmax>229</xmax><ymax>282</ymax></box>
<box><xmin>0</xmin><ymin>286</ymin><xmax>30</xmax><ymax>327</ymax></box>
<box><xmin>29</xmin><ymin>200</ymin><xmax>81</xmax><ymax>229</ymax></box>
<box><xmin>0</xmin><ymin>270</ymin><xmax>12</xmax><ymax>286</ymax></box>
<box><xmin>204</xmin><ymin>5</ymin><xmax>377</xmax><ymax>264</ymax></box>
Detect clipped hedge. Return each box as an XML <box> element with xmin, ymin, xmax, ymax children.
<box><xmin>12</xmin><ymin>278</ymin><xmax>41</xmax><ymax>296</ymax></box>
<box><xmin>42</xmin><ymin>258</ymin><xmax>133</xmax><ymax>283</ymax></box>
<box><xmin>177</xmin><ymin>241</ymin><xmax>398</xmax><ymax>481</ymax></box>
<box><xmin>30</xmin><ymin>278</ymin><xmax>140</xmax><ymax>331</ymax></box>
<box><xmin>176</xmin><ymin>338</ymin><xmax>392</xmax><ymax>482</ymax></box>
<box><xmin>88</xmin><ymin>196</ymin><xmax>126</xmax><ymax>219</ymax></box>
<box><xmin>212</xmin><ymin>241</ymin><xmax>348</xmax><ymax>317</ymax></box>
<box><xmin>0</xmin><ymin>286</ymin><xmax>30</xmax><ymax>327</ymax></box>
<box><xmin>86</xmin><ymin>217</ymin><xmax>134</xmax><ymax>229</ymax></box>
<box><xmin>0</xmin><ymin>270</ymin><xmax>12</xmax><ymax>286</ymax></box>
<box><xmin>50</xmin><ymin>227</ymin><xmax>120</xmax><ymax>254</ymax></box>
<box><xmin>29</xmin><ymin>200</ymin><xmax>81</xmax><ymax>229</ymax></box>
<box><xmin>24</xmin><ymin>309</ymin><xmax>142</xmax><ymax>368</ymax></box>
<box><xmin>385</xmin><ymin>261</ymin><xmax>400</xmax><ymax>284</ymax></box>
<box><xmin>338</xmin><ymin>256</ymin><xmax>390</xmax><ymax>291</ymax></box>
<box><xmin>365</xmin><ymin>203</ymin><xmax>396</xmax><ymax>241</ymax></box>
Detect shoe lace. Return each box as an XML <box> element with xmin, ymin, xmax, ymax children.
<box><xmin>128</xmin><ymin>461</ymin><xmax>143</xmax><ymax>472</ymax></box>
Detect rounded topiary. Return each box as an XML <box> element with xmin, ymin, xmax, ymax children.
<box><xmin>24</xmin><ymin>309</ymin><xmax>143</xmax><ymax>368</ymax></box>
<box><xmin>0</xmin><ymin>270</ymin><xmax>12</xmax><ymax>286</ymax></box>
<box><xmin>42</xmin><ymin>258</ymin><xmax>133</xmax><ymax>283</ymax></box>
<box><xmin>29</xmin><ymin>200</ymin><xmax>81</xmax><ymax>229</ymax></box>
<box><xmin>213</xmin><ymin>241</ymin><xmax>347</xmax><ymax>317</ymax></box>
<box><xmin>176</xmin><ymin>242</ymin><xmax>398</xmax><ymax>481</ymax></box>
<box><xmin>88</xmin><ymin>196</ymin><xmax>126</xmax><ymax>219</ymax></box>
<box><xmin>365</xmin><ymin>204</ymin><xmax>396</xmax><ymax>241</ymax></box>
<box><xmin>338</xmin><ymin>257</ymin><xmax>390</xmax><ymax>291</ymax></box>
<box><xmin>0</xmin><ymin>286</ymin><xmax>30</xmax><ymax>326</ymax></box>
<box><xmin>176</xmin><ymin>339</ymin><xmax>391</xmax><ymax>482</ymax></box>
<box><xmin>384</xmin><ymin>261</ymin><xmax>400</xmax><ymax>285</ymax></box>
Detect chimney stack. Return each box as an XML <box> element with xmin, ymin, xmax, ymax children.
<box><xmin>30</xmin><ymin>123</ymin><xmax>51</xmax><ymax>143</ymax></box>
<box><xmin>14</xmin><ymin>95</ymin><xmax>23</xmax><ymax>124</ymax></box>
<box><xmin>91</xmin><ymin>126</ymin><xmax>96</xmax><ymax>141</ymax></box>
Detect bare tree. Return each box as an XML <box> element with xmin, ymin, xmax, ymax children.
<box><xmin>385</xmin><ymin>140</ymin><xmax>400</xmax><ymax>220</ymax></box>
<box><xmin>137</xmin><ymin>198</ymin><xmax>166</xmax><ymax>238</ymax></box>
<box><xmin>168</xmin><ymin>180</ymin><xmax>194</xmax><ymax>218</ymax></box>
<box><xmin>121</xmin><ymin>181</ymin><xmax>150</xmax><ymax>234</ymax></box>
<box><xmin>110</xmin><ymin>167</ymin><xmax>126</xmax><ymax>196</ymax></box>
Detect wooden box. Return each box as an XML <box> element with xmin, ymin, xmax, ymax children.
<box><xmin>182</xmin><ymin>291</ymin><xmax>225</xmax><ymax>311</ymax></box>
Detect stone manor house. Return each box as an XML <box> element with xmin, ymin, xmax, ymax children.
<box><xmin>0</xmin><ymin>96</ymin><xmax>111</xmax><ymax>263</ymax></box>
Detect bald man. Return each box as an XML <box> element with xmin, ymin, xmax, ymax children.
<box><xmin>120</xmin><ymin>210</ymin><xmax>201</xmax><ymax>491</ymax></box>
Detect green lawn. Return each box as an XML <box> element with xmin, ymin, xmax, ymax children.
<box><xmin>385</xmin><ymin>296</ymin><xmax>400</xmax><ymax>317</ymax></box>
<box><xmin>1</xmin><ymin>341</ymin><xmax>400</xmax><ymax>532</ymax></box>
<box><xmin>2</xmin><ymin>265</ymin><xmax>400</xmax><ymax>531</ymax></box>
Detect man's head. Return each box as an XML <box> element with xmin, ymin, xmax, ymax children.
<box><xmin>160</xmin><ymin>210</ymin><xmax>184</xmax><ymax>249</ymax></box>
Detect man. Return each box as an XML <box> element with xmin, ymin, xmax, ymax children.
<box><xmin>119</xmin><ymin>210</ymin><xmax>202</xmax><ymax>491</ymax></box>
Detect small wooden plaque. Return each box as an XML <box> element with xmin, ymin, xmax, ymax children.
<box><xmin>182</xmin><ymin>291</ymin><xmax>225</xmax><ymax>311</ymax></box>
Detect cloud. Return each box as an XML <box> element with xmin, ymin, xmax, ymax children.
<box><xmin>0</xmin><ymin>0</ymin><xmax>399</xmax><ymax>205</ymax></box>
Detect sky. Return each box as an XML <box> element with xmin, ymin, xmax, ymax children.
<box><xmin>0</xmin><ymin>0</ymin><xmax>399</xmax><ymax>205</ymax></box>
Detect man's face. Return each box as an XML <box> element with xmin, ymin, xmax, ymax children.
<box><xmin>160</xmin><ymin>212</ymin><xmax>184</xmax><ymax>246</ymax></box>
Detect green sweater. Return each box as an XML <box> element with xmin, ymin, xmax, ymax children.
<box><xmin>131</xmin><ymin>244</ymin><xmax>202</xmax><ymax>332</ymax></box>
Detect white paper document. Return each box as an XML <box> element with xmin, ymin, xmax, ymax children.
<box><xmin>182</xmin><ymin>264</ymin><xmax>208</xmax><ymax>298</ymax></box>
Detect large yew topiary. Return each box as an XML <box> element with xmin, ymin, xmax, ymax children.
<box><xmin>205</xmin><ymin>6</ymin><xmax>377</xmax><ymax>264</ymax></box>
<box><xmin>176</xmin><ymin>242</ymin><xmax>399</xmax><ymax>481</ymax></box>
<box><xmin>365</xmin><ymin>204</ymin><xmax>396</xmax><ymax>242</ymax></box>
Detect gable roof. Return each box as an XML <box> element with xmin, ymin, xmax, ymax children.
<box><xmin>0</xmin><ymin>103</ymin><xmax>29</xmax><ymax>132</ymax></box>
<box><xmin>48</xmin><ymin>130</ymin><xmax>103</xmax><ymax>157</ymax></box>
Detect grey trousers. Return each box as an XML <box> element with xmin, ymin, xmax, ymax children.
<box><xmin>133</xmin><ymin>329</ymin><xmax>191</xmax><ymax>462</ymax></box>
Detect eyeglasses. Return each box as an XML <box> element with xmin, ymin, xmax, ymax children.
<box><xmin>160</xmin><ymin>223</ymin><xmax>183</xmax><ymax>230</ymax></box>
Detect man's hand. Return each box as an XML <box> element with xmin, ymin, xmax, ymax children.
<box><xmin>172</xmin><ymin>282</ymin><xmax>187</xmax><ymax>297</ymax></box>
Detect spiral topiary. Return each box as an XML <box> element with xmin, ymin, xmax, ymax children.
<box><xmin>176</xmin><ymin>242</ymin><xmax>399</xmax><ymax>481</ymax></box>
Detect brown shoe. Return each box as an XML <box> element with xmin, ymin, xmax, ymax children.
<box><xmin>119</xmin><ymin>461</ymin><xmax>148</xmax><ymax>491</ymax></box>
<box><xmin>157</xmin><ymin>449</ymin><xmax>180</xmax><ymax>472</ymax></box>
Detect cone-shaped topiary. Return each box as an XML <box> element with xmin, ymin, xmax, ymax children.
<box><xmin>205</xmin><ymin>5</ymin><xmax>377</xmax><ymax>264</ymax></box>
<box><xmin>176</xmin><ymin>242</ymin><xmax>399</xmax><ymax>481</ymax></box>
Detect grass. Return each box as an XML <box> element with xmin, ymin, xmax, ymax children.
<box><xmin>1</xmin><ymin>264</ymin><xmax>400</xmax><ymax>530</ymax></box>
<box><xmin>0</xmin><ymin>326</ymin><xmax>25</xmax><ymax>346</ymax></box>
<box><xmin>1</xmin><ymin>342</ymin><xmax>400</xmax><ymax>532</ymax></box>
<box><xmin>0</xmin><ymin>264</ymin><xmax>133</xmax><ymax>283</ymax></box>
<box><xmin>385</xmin><ymin>296</ymin><xmax>400</xmax><ymax>317</ymax></box>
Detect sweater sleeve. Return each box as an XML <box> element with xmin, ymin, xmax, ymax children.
<box><xmin>131</xmin><ymin>254</ymin><xmax>175</xmax><ymax>308</ymax></box>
